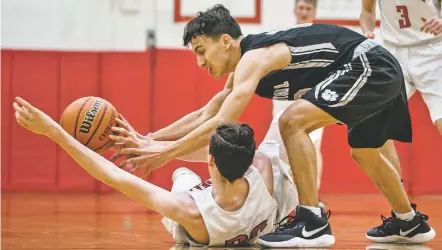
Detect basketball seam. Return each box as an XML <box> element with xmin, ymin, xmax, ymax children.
<box><xmin>93</xmin><ymin>110</ymin><xmax>118</xmax><ymax>151</ymax></box>
<box><xmin>74</xmin><ymin>97</ymin><xmax>93</xmax><ymax>140</ymax></box>
<box><xmin>84</xmin><ymin>101</ymin><xmax>108</xmax><ymax>147</ymax></box>
<box><xmin>93</xmin><ymin>137</ymin><xmax>115</xmax><ymax>153</ymax></box>
<box><xmin>92</xmin><ymin>109</ymin><xmax>117</xmax><ymax>152</ymax></box>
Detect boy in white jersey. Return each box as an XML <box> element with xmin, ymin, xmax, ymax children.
<box><xmin>12</xmin><ymin>97</ymin><xmax>277</xmax><ymax>247</ymax></box>
<box><xmin>360</xmin><ymin>0</ymin><xmax>440</xmax><ymax>243</ymax></box>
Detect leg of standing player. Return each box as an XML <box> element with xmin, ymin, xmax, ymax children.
<box><xmin>291</xmin><ymin>0</ymin><xmax>327</xmax><ymax>207</ymax></box>
<box><xmin>259</xmin><ymin>43</ymin><xmax>436</xmax><ymax>248</ymax></box>
<box><xmin>409</xmin><ymin>40</ymin><xmax>442</xmax><ymax>136</ymax></box>
<box><xmin>379</xmin><ymin>140</ymin><xmax>402</xmax><ymax>179</ymax></box>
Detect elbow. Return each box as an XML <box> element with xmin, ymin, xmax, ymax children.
<box><xmin>214</xmin><ymin>114</ymin><xmax>238</xmax><ymax>127</ymax></box>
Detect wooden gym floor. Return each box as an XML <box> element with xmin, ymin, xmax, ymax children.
<box><xmin>2</xmin><ymin>193</ymin><xmax>441</xmax><ymax>250</ymax></box>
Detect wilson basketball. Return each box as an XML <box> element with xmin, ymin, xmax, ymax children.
<box><xmin>60</xmin><ymin>97</ymin><xmax>118</xmax><ymax>154</ymax></box>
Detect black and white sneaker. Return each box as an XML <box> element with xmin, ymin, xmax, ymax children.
<box><xmin>258</xmin><ymin>205</ymin><xmax>335</xmax><ymax>248</ymax></box>
<box><xmin>366</xmin><ymin>204</ymin><xmax>436</xmax><ymax>243</ymax></box>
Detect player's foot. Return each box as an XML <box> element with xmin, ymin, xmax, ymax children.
<box><xmin>366</xmin><ymin>204</ymin><xmax>436</xmax><ymax>243</ymax></box>
<box><xmin>258</xmin><ymin>205</ymin><xmax>335</xmax><ymax>248</ymax></box>
<box><xmin>319</xmin><ymin>199</ymin><xmax>327</xmax><ymax>210</ymax></box>
<box><xmin>172</xmin><ymin>167</ymin><xmax>200</xmax><ymax>183</ymax></box>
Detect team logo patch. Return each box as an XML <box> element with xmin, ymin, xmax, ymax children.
<box><xmin>321</xmin><ymin>89</ymin><xmax>338</xmax><ymax>102</ymax></box>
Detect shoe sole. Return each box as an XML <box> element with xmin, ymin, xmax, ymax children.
<box><xmin>259</xmin><ymin>234</ymin><xmax>335</xmax><ymax>248</ymax></box>
<box><xmin>366</xmin><ymin>243</ymin><xmax>433</xmax><ymax>250</ymax></box>
<box><xmin>366</xmin><ymin>228</ymin><xmax>436</xmax><ymax>244</ymax></box>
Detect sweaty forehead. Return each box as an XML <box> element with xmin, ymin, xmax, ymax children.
<box><xmin>190</xmin><ymin>35</ymin><xmax>215</xmax><ymax>48</ymax></box>
<box><xmin>190</xmin><ymin>36</ymin><xmax>206</xmax><ymax>49</ymax></box>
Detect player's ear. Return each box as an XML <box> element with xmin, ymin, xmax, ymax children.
<box><xmin>221</xmin><ymin>34</ymin><xmax>232</xmax><ymax>48</ymax></box>
<box><xmin>208</xmin><ymin>154</ymin><xmax>215</xmax><ymax>167</ymax></box>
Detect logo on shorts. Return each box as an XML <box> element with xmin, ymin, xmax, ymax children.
<box><xmin>321</xmin><ymin>89</ymin><xmax>338</xmax><ymax>102</ymax></box>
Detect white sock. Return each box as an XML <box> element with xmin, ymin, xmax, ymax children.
<box><xmin>301</xmin><ymin>205</ymin><xmax>322</xmax><ymax>217</ymax></box>
<box><xmin>394</xmin><ymin>210</ymin><xmax>416</xmax><ymax>221</ymax></box>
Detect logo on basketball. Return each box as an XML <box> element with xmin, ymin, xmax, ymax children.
<box><xmin>79</xmin><ymin>100</ymin><xmax>103</xmax><ymax>134</ymax></box>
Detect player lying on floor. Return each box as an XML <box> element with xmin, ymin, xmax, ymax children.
<box><xmin>12</xmin><ymin>96</ymin><xmax>279</xmax><ymax>247</ymax></box>
<box><xmin>109</xmin><ymin>112</ymin><xmax>300</xmax><ymax>225</ymax></box>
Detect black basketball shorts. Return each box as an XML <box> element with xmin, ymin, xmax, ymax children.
<box><xmin>302</xmin><ymin>40</ymin><xmax>412</xmax><ymax>148</ymax></box>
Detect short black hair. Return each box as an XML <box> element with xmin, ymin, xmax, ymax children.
<box><xmin>182</xmin><ymin>4</ymin><xmax>243</xmax><ymax>46</ymax></box>
<box><xmin>296</xmin><ymin>0</ymin><xmax>317</xmax><ymax>8</ymax></box>
<box><xmin>209</xmin><ymin>124</ymin><xmax>256</xmax><ymax>183</ymax></box>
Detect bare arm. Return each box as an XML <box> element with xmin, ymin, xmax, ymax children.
<box><xmin>360</xmin><ymin>0</ymin><xmax>377</xmax><ymax>35</ymax></box>
<box><xmin>252</xmin><ymin>151</ymin><xmax>274</xmax><ymax>196</ymax></box>
<box><xmin>151</xmin><ymin>74</ymin><xmax>233</xmax><ymax>141</ymax></box>
<box><xmin>147</xmin><ymin>140</ymin><xmax>210</xmax><ymax>162</ymax></box>
<box><xmin>48</xmin><ymin>127</ymin><xmax>200</xmax><ymax>224</ymax></box>
<box><xmin>163</xmin><ymin>43</ymin><xmax>291</xmax><ymax>159</ymax></box>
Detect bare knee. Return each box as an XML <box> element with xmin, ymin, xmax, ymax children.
<box><xmin>278</xmin><ymin>111</ymin><xmax>307</xmax><ymax>137</ymax></box>
<box><xmin>278</xmin><ymin>102</ymin><xmax>313</xmax><ymax>136</ymax></box>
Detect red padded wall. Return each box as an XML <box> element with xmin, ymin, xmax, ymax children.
<box><xmin>58</xmin><ymin>52</ymin><xmax>101</xmax><ymax>191</ymax></box>
<box><xmin>1</xmin><ymin>51</ymin><xmax>13</xmax><ymax>190</ymax></box>
<box><xmin>1</xmin><ymin>49</ymin><xmax>442</xmax><ymax>194</ymax></box>
<box><xmin>9</xmin><ymin>51</ymin><xmax>59</xmax><ymax>190</ymax></box>
<box><xmin>407</xmin><ymin>93</ymin><xmax>442</xmax><ymax>194</ymax></box>
<box><xmin>98</xmin><ymin>51</ymin><xmax>153</xmax><ymax>192</ymax></box>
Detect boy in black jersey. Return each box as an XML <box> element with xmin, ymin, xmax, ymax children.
<box><xmin>118</xmin><ymin>4</ymin><xmax>435</xmax><ymax>248</ymax></box>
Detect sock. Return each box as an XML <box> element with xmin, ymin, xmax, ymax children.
<box><xmin>394</xmin><ymin>210</ymin><xmax>416</xmax><ymax>221</ymax></box>
<box><xmin>301</xmin><ymin>205</ymin><xmax>322</xmax><ymax>217</ymax></box>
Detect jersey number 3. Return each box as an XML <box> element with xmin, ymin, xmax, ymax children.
<box><xmin>396</xmin><ymin>5</ymin><xmax>411</xmax><ymax>29</ymax></box>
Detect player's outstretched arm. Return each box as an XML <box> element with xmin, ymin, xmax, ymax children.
<box><xmin>360</xmin><ymin>0</ymin><xmax>377</xmax><ymax>38</ymax></box>
<box><xmin>151</xmin><ymin>73</ymin><xmax>234</xmax><ymax>141</ymax></box>
<box><xmin>162</xmin><ymin>43</ymin><xmax>292</xmax><ymax>159</ymax></box>
<box><xmin>119</xmin><ymin>43</ymin><xmax>292</xmax><ymax>174</ymax></box>
<box><xmin>12</xmin><ymin>97</ymin><xmax>204</xmax><ymax>232</ymax></box>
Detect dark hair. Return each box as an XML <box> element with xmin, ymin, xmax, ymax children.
<box><xmin>209</xmin><ymin>124</ymin><xmax>256</xmax><ymax>183</ymax></box>
<box><xmin>182</xmin><ymin>4</ymin><xmax>243</xmax><ymax>46</ymax></box>
<box><xmin>295</xmin><ymin>0</ymin><xmax>317</xmax><ymax>8</ymax></box>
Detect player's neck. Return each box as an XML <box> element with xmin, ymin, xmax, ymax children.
<box><xmin>211</xmin><ymin>177</ymin><xmax>249</xmax><ymax>212</ymax></box>
<box><xmin>226</xmin><ymin>36</ymin><xmax>244</xmax><ymax>73</ymax></box>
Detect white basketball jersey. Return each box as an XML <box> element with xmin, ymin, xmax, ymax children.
<box><xmin>189</xmin><ymin>166</ymin><xmax>277</xmax><ymax>246</ymax></box>
<box><xmin>379</xmin><ymin>0</ymin><xmax>442</xmax><ymax>46</ymax></box>
<box><xmin>164</xmin><ymin>166</ymin><xmax>277</xmax><ymax>247</ymax></box>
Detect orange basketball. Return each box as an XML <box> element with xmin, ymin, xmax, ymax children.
<box><xmin>60</xmin><ymin>97</ymin><xmax>118</xmax><ymax>154</ymax></box>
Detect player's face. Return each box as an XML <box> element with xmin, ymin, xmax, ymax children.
<box><xmin>190</xmin><ymin>35</ymin><xmax>231</xmax><ymax>79</ymax></box>
<box><xmin>295</xmin><ymin>0</ymin><xmax>316</xmax><ymax>24</ymax></box>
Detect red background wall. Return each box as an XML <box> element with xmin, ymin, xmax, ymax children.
<box><xmin>2</xmin><ymin>49</ymin><xmax>442</xmax><ymax>194</ymax></box>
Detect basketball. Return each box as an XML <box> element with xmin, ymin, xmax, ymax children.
<box><xmin>60</xmin><ymin>97</ymin><xmax>118</xmax><ymax>154</ymax></box>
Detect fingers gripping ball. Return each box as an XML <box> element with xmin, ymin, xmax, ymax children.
<box><xmin>60</xmin><ymin>97</ymin><xmax>118</xmax><ymax>154</ymax></box>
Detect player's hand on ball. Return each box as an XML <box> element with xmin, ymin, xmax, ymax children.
<box><xmin>13</xmin><ymin>97</ymin><xmax>58</xmax><ymax>136</ymax></box>
<box><xmin>421</xmin><ymin>17</ymin><xmax>442</xmax><ymax>35</ymax></box>
<box><xmin>108</xmin><ymin>114</ymin><xmax>151</xmax><ymax>162</ymax></box>
<box><xmin>364</xmin><ymin>31</ymin><xmax>375</xmax><ymax>39</ymax></box>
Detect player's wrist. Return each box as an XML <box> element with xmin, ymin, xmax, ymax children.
<box><xmin>46</xmin><ymin>124</ymin><xmax>64</xmax><ymax>142</ymax></box>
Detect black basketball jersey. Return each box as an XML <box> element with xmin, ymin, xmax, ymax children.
<box><xmin>239</xmin><ymin>23</ymin><xmax>367</xmax><ymax>100</ymax></box>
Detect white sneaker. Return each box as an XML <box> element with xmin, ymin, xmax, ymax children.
<box><xmin>172</xmin><ymin>167</ymin><xmax>201</xmax><ymax>183</ymax></box>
